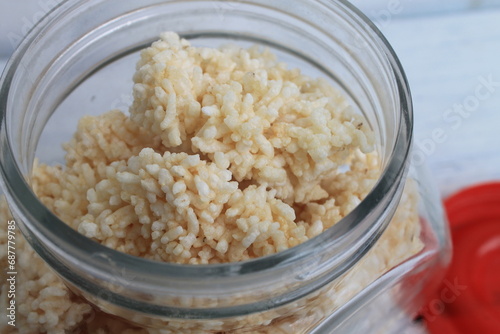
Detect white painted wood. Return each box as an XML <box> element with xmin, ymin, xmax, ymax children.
<box><xmin>351</xmin><ymin>0</ymin><xmax>500</xmax><ymax>19</ymax></box>
<box><xmin>378</xmin><ymin>9</ymin><xmax>500</xmax><ymax>196</ymax></box>
<box><xmin>0</xmin><ymin>0</ymin><xmax>61</xmax><ymax>57</ymax></box>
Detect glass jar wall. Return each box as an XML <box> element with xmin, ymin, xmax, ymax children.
<box><xmin>0</xmin><ymin>0</ymin><xmax>450</xmax><ymax>332</ymax></box>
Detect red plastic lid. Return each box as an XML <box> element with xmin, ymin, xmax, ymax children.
<box><xmin>422</xmin><ymin>182</ymin><xmax>500</xmax><ymax>334</ymax></box>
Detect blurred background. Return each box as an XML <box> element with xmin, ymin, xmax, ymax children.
<box><xmin>2</xmin><ymin>0</ymin><xmax>499</xmax><ymax>197</ymax></box>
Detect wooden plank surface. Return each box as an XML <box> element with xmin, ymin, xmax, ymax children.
<box><xmin>377</xmin><ymin>8</ymin><xmax>500</xmax><ymax>196</ymax></box>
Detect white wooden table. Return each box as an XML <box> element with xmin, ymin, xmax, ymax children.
<box><xmin>363</xmin><ymin>5</ymin><xmax>500</xmax><ymax>197</ymax></box>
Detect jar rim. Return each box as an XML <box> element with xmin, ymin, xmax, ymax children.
<box><xmin>0</xmin><ymin>0</ymin><xmax>413</xmax><ymax>317</ymax></box>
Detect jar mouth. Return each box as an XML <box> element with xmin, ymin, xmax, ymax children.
<box><xmin>0</xmin><ymin>0</ymin><xmax>412</xmax><ymax>317</ymax></box>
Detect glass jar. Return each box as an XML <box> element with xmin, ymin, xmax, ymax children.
<box><xmin>0</xmin><ymin>0</ymin><xmax>451</xmax><ymax>332</ymax></box>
